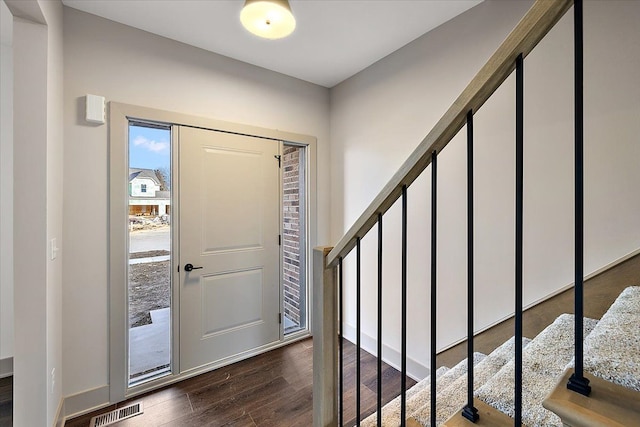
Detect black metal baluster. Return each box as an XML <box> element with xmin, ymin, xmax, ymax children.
<box><xmin>377</xmin><ymin>213</ymin><xmax>383</xmax><ymax>427</ymax></box>
<box><xmin>430</xmin><ymin>151</ymin><xmax>437</xmax><ymax>427</ymax></box>
<box><xmin>567</xmin><ymin>0</ymin><xmax>591</xmax><ymax>397</ymax></box>
<box><xmin>339</xmin><ymin>257</ymin><xmax>344</xmax><ymax>427</ymax></box>
<box><xmin>462</xmin><ymin>111</ymin><xmax>479</xmax><ymax>423</ymax></box>
<box><xmin>401</xmin><ymin>185</ymin><xmax>408</xmax><ymax>426</ymax></box>
<box><xmin>357</xmin><ymin>238</ymin><xmax>362</xmax><ymax>425</ymax></box>
<box><xmin>515</xmin><ymin>53</ymin><xmax>524</xmax><ymax>427</ymax></box>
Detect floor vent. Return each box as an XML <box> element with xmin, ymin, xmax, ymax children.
<box><xmin>89</xmin><ymin>402</ymin><xmax>143</xmax><ymax>427</ymax></box>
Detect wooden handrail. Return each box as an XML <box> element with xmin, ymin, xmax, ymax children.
<box><xmin>326</xmin><ymin>0</ymin><xmax>573</xmax><ymax>268</ymax></box>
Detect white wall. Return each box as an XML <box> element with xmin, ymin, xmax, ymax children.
<box><xmin>12</xmin><ymin>8</ymin><xmax>49</xmax><ymax>427</ymax></box>
<box><xmin>42</xmin><ymin>0</ymin><xmax>65</xmax><ymax>423</ymax></box>
<box><xmin>0</xmin><ymin>0</ymin><xmax>14</xmax><ymax>371</ymax></box>
<box><xmin>330</xmin><ymin>0</ymin><xmax>640</xmax><ymax>378</ymax></box>
<box><xmin>9</xmin><ymin>0</ymin><xmax>65</xmax><ymax>425</ymax></box>
<box><xmin>62</xmin><ymin>6</ymin><xmax>330</xmax><ymax>406</ymax></box>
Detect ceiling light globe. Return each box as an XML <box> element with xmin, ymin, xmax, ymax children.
<box><xmin>240</xmin><ymin>0</ymin><xmax>296</xmax><ymax>40</ymax></box>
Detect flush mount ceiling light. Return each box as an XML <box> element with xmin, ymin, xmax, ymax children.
<box><xmin>240</xmin><ymin>0</ymin><xmax>296</xmax><ymax>40</ymax></box>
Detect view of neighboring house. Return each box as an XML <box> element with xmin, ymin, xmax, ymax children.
<box><xmin>128</xmin><ymin>168</ymin><xmax>170</xmax><ymax>217</ymax></box>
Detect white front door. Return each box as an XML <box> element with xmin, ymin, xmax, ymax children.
<box><xmin>179</xmin><ymin>126</ymin><xmax>281</xmax><ymax>373</ymax></box>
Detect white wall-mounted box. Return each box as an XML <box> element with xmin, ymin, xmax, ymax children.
<box><xmin>86</xmin><ymin>94</ymin><xmax>105</xmax><ymax>124</ymax></box>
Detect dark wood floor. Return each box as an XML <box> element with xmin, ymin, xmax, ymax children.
<box><xmin>340</xmin><ymin>338</ymin><xmax>416</xmax><ymax>426</ymax></box>
<box><xmin>0</xmin><ymin>376</ymin><xmax>11</xmax><ymax>426</ymax></box>
<box><xmin>4</xmin><ymin>253</ymin><xmax>637</xmax><ymax>426</ymax></box>
<box><xmin>64</xmin><ymin>338</ymin><xmax>414</xmax><ymax>426</ymax></box>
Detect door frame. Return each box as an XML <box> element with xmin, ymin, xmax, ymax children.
<box><xmin>109</xmin><ymin>102</ymin><xmax>317</xmax><ymax>403</ymax></box>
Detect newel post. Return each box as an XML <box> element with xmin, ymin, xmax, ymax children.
<box><xmin>313</xmin><ymin>246</ymin><xmax>338</xmax><ymax>427</ymax></box>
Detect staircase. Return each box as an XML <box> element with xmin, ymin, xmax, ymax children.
<box><xmin>311</xmin><ymin>0</ymin><xmax>640</xmax><ymax>426</ymax></box>
<box><xmin>358</xmin><ymin>287</ymin><xmax>639</xmax><ymax>426</ymax></box>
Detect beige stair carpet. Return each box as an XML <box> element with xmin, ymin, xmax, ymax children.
<box><xmin>400</xmin><ymin>353</ymin><xmax>486</xmax><ymax>427</ymax></box>
<box><xmin>579</xmin><ymin>286</ymin><xmax>640</xmax><ymax>392</ymax></box>
<box><xmin>361</xmin><ymin>354</ymin><xmax>486</xmax><ymax>427</ymax></box>
<box><xmin>409</xmin><ymin>336</ymin><xmax>531</xmax><ymax>426</ymax></box>
<box><xmin>359</xmin><ymin>366</ymin><xmax>449</xmax><ymax>427</ymax></box>
<box><xmin>475</xmin><ymin>313</ymin><xmax>598</xmax><ymax>427</ymax></box>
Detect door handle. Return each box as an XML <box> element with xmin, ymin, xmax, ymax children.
<box><xmin>184</xmin><ymin>263</ymin><xmax>203</xmax><ymax>272</ymax></box>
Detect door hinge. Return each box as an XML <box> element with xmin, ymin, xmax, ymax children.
<box><xmin>278</xmin><ymin>313</ymin><xmax>282</xmax><ymax>324</ymax></box>
<box><xmin>274</xmin><ymin>154</ymin><xmax>281</xmax><ymax>168</ymax></box>
<box><xmin>279</xmin><ymin>234</ymin><xmax>282</xmax><ymax>246</ymax></box>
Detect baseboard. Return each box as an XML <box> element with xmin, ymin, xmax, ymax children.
<box><xmin>54</xmin><ymin>397</ymin><xmax>65</xmax><ymax>427</ymax></box>
<box><xmin>62</xmin><ymin>385</ymin><xmax>110</xmax><ymax>422</ymax></box>
<box><xmin>0</xmin><ymin>357</ymin><xmax>13</xmax><ymax>378</ymax></box>
<box><xmin>436</xmin><ymin>247</ymin><xmax>640</xmax><ymax>355</ymax></box>
<box><xmin>586</xmin><ymin>247</ymin><xmax>640</xmax><ymax>281</ymax></box>
<box><xmin>434</xmin><ymin>282</ymin><xmax>576</xmax><ymax>356</ymax></box>
<box><xmin>342</xmin><ymin>322</ymin><xmax>429</xmax><ymax>381</ymax></box>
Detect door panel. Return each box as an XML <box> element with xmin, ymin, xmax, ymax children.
<box><xmin>179</xmin><ymin>126</ymin><xmax>280</xmax><ymax>373</ymax></box>
<box><xmin>201</xmin><ymin>268</ymin><xmax>263</xmax><ymax>336</ymax></box>
<box><xmin>201</xmin><ymin>147</ymin><xmax>263</xmax><ymax>252</ymax></box>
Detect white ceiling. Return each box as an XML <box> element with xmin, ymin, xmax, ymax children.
<box><xmin>61</xmin><ymin>0</ymin><xmax>482</xmax><ymax>88</ymax></box>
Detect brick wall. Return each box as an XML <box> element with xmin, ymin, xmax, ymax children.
<box><xmin>283</xmin><ymin>145</ymin><xmax>302</xmax><ymax>329</ymax></box>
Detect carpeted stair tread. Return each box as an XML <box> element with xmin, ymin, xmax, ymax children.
<box><xmin>401</xmin><ymin>353</ymin><xmax>486</xmax><ymax>425</ymax></box>
<box><xmin>359</xmin><ymin>366</ymin><xmax>449</xmax><ymax>427</ymax></box>
<box><xmin>409</xmin><ymin>336</ymin><xmax>531</xmax><ymax>426</ymax></box>
<box><xmin>580</xmin><ymin>286</ymin><xmax>640</xmax><ymax>392</ymax></box>
<box><xmin>475</xmin><ymin>313</ymin><xmax>598</xmax><ymax>426</ymax></box>
<box><xmin>362</xmin><ymin>354</ymin><xmax>485</xmax><ymax>427</ymax></box>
